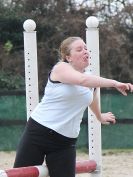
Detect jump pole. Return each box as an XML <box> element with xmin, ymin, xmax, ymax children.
<box><xmin>0</xmin><ymin>160</ymin><xmax>96</xmax><ymax>177</ymax></box>
<box><xmin>86</xmin><ymin>16</ymin><xmax>102</xmax><ymax>177</ymax></box>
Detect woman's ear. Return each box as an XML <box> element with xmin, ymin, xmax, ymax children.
<box><xmin>66</xmin><ymin>56</ymin><xmax>72</xmax><ymax>63</ymax></box>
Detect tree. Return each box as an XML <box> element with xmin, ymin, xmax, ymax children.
<box><xmin>0</xmin><ymin>0</ymin><xmax>133</xmax><ymax>90</ymax></box>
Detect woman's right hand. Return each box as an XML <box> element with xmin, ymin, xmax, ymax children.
<box><xmin>115</xmin><ymin>82</ymin><xmax>133</xmax><ymax>96</ymax></box>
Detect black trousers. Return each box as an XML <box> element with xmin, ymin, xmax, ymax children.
<box><xmin>14</xmin><ymin>118</ymin><xmax>77</xmax><ymax>177</ymax></box>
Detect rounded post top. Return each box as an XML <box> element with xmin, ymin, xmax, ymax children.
<box><xmin>86</xmin><ymin>16</ymin><xmax>99</xmax><ymax>28</ymax></box>
<box><xmin>23</xmin><ymin>19</ymin><xmax>36</xmax><ymax>32</ymax></box>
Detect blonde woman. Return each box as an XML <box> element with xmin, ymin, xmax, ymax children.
<box><xmin>14</xmin><ymin>37</ymin><xmax>133</xmax><ymax>177</ymax></box>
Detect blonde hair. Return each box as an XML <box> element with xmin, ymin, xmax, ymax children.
<box><xmin>59</xmin><ymin>37</ymin><xmax>82</xmax><ymax>62</ymax></box>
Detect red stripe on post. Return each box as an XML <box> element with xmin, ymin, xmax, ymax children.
<box><xmin>76</xmin><ymin>160</ymin><xmax>96</xmax><ymax>173</ymax></box>
<box><xmin>6</xmin><ymin>166</ymin><xmax>39</xmax><ymax>177</ymax></box>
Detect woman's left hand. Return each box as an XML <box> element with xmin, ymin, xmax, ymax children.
<box><xmin>100</xmin><ymin>112</ymin><xmax>116</xmax><ymax>125</ymax></box>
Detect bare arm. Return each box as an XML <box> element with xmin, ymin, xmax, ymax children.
<box><xmin>89</xmin><ymin>89</ymin><xmax>116</xmax><ymax>124</ymax></box>
<box><xmin>51</xmin><ymin>62</ymin><xmax>133</xmax><ymax>95</ymax></box>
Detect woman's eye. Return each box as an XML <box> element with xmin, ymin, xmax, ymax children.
<box><xmin>76</xmin><ymin>48</ymin><xmax>82</xmax><ymax>52</ymax></box>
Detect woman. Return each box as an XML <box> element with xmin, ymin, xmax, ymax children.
<box><xmin>14</xmin><ymin>37</ymin><xmax>133</xmax><ymax>177</ymax></box>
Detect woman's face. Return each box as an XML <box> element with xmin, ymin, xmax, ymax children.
<box><xmin>67</xmin><ymin>39</ymin><xmax>89</xmax><ymax>72</ymax></box>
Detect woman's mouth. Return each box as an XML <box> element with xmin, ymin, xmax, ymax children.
<box><xmin>83</xmin><ymin>55</ymin><xmax>89</xmax><ymax>62</ymax></box>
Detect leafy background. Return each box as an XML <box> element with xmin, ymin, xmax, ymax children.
<box><xmin>0</xmin><ymin>0</ymin><xmax>133</xmax><ymax>91</ymax></box>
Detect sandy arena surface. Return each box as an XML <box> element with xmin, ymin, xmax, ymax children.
<box><xmin>0</xmin><ymin>150</ymin><xmax>133</xmax><ymax>177</ymax></box>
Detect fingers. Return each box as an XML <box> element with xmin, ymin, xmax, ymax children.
<box><xmin>101</xmin><ymin>112</ymin><xmax>116</xmax><ymax>125</ymax></box>
<box><xmin>120</xmin><ymin>89</ymin><xmax>127</xmax><ymax>96</ymax></box>
<box><xmin>127</xmin><ymin>83</ymin><xmax>133</xmax><ymax>92</ymax></box>
<box><xmin>116</xmin><ymin>84</ymin><xmax>127</xmax><ymax>96</ymax></box>
<box><xmin>116</xmin><ymin>82</ymin><xmax>133</xmax><ymax>95</ymax></box>
<box><xmin>117</xmin><ymin>83</ymin><xmax>132</xmax><ymax>96</ymax></box>
<box><xmin>107</xmin><ymin>117</ymin><xmax>116</xmax><ymax>124</ymax></box>
<box><xmin>122</xmin><ymin>83</ymin><xmax>133</xmax><ymax>93</ymax></box>
<box><xmin>121</xmin><ymin>83</ymin><xmax>133</xmax><ymax>95</ymax></box>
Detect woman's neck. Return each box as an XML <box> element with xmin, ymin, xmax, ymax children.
<box><xmin>69</xmin><ymin>63</ymin><xmax>85</xmax><ymax>73</ymax></box>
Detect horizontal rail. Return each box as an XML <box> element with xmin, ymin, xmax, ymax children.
<box><xmin>0</xmin><ymin>160</ymin><xmax>97</xmax><ymax>177</ymax></box>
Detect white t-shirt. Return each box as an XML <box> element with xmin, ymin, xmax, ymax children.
<box><xmin>31</xmin><ymin>71</ymin><xmax>94</xmax><ymax>138</ymax></box>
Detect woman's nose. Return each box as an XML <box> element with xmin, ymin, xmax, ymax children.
<box><xmin>84</xmin><ymin>48</ymin><xmax>89</xmax><ymax>55</ymax></box>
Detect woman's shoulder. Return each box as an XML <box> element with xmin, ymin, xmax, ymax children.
<box><xmin>52</xmin><ymin>61</ymin><xmax>71</xmax><ymax>72</ymax></box>
<box><xmin>50</xmin><ymin>62</ymin><xmax>71</xmax><ymax>83</ymax></box>
<box><xmin>54</xmin><ymin>61</ymin><xmax>70</xmax><ymax>67</ymax></box>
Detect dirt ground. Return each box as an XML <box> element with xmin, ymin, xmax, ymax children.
<box><xmin>0</xmin><ymin>150</ymin><xmax>133</xmax><ymax>177</ymax></box>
